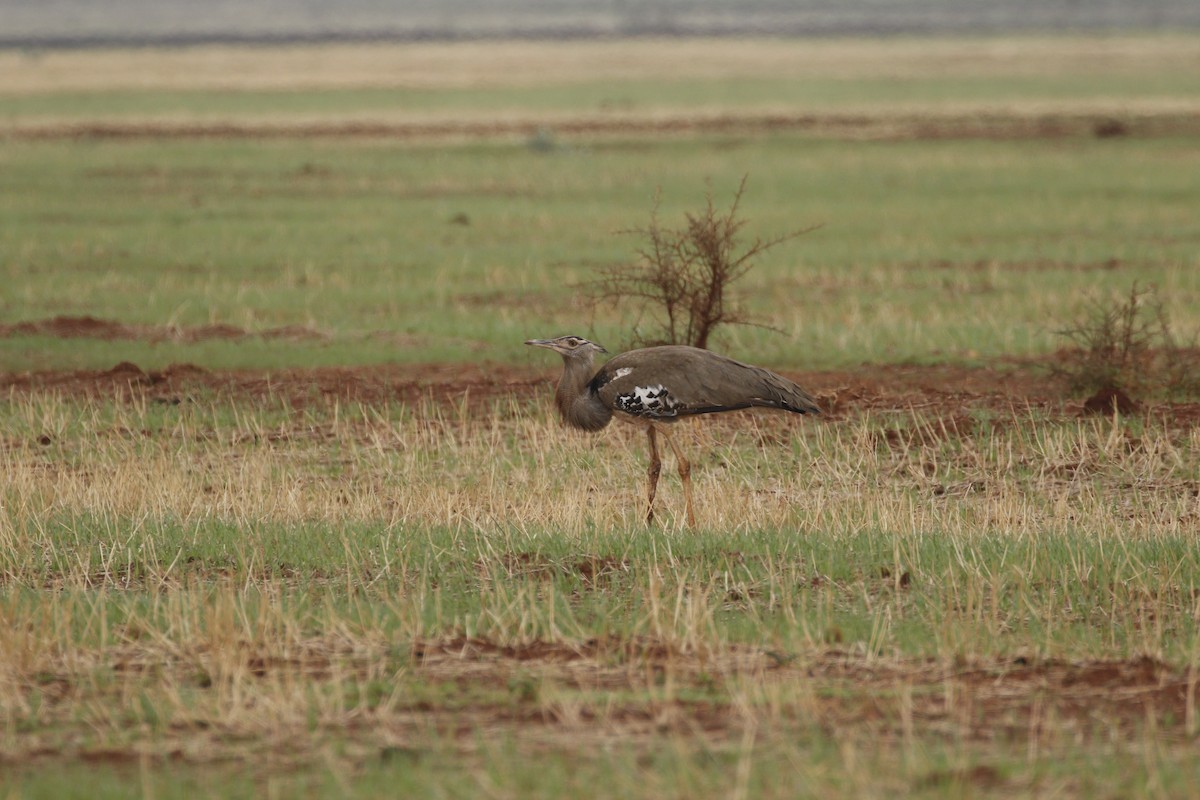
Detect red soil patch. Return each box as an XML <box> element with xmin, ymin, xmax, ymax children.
<box><xmin>0</xmin><ymin>359</ymin><xmax>553</xmax><ymax>411</ymax></box>
<box><xmin>802</xmin><ymin>651</ymin><xmax>1193</xmax><ymax>739</ymax></box>
<box><xmin>6</xmin><ymin>632</ymin><xmax>1197</xmax><ymax>770</ymax></box>
<box><xmin>3</xmin><ymin>315</ymin><xmax>1198</xmax><ymax>421</ymax></box>
<box><xmin>0</xmin><ymin>315</ymin><xmax>323</xmax><ymax>343</ymax></box>
<box><xmin>5</xmin><ymin>356</ymin><xmax>1200</xmax><ymax>424</ymax></box>
<box><xmin>407</xmin><ymin>635</ymin><xmax>1195</xmax><ymax>741</ymax></box>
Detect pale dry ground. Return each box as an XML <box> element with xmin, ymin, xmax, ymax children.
<box><xmin>4</xmin><ymin>36</ymin><xmax>1197</xmax><ymax>93</ymax></box>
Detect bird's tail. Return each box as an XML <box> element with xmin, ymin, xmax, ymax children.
<box><xmin>779</xmin><ymin>388</ymin><xmax>821</xmax><ymax>415</ymax></box>
<box><xmin>758</xmin><ymin>371</ymin><xmax>822</xmax><ymax>415</ymax></box>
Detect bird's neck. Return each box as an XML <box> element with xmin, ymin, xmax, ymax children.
<box><xmin>554</xmin><ymin>354</ymin><xmax>612</xmax><ymax>432</ymax></box>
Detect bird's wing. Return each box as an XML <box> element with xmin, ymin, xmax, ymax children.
<box><xmin>592</xmin><ymin>346</ymin><xmax>820</xmax><ymax>420</ymax></box>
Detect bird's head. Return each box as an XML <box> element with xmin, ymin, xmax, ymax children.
<box><xmin>525</xmin><ymin>335</ymin><xmax>607</xmax><ymax>359</ymax></box>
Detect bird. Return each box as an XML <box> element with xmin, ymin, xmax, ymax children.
<box><xmin>525</xmin><ymin>335</ymin><xmax>820</xmax><ymax>526</ymax></box>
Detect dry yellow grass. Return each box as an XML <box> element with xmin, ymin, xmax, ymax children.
<box><xmin>3</xmin><ymin>393</ymin><xmax>1196</xmax><ymax>538</ymax></box>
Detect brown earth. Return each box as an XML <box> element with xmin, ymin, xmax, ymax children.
<box><xmin>7</xmin><ymin>632</ymin><xmax>1194</xmax><ymax>773</ymax></box>
<box><xmin>408</xmin><ymin>635</ymin><xmax>1196</xmax><ymax>744</ymax></box>
<box><xmin>0</xmin><ymin>315</ymin><xmax>1069</xmax><ymax>411</ymax></box>
<box><xmin>5</xmin><ymin>315</ymin><xmax>1199</xmax><ymax>426</ymax></box>
<box><xmin>0</xmin><ymin>315</ymin><xmax>324</xmax><ymax>343</ymax></box>
<box><xmin>9</xmin><ymin>109</ymin><xmax>1200</xmax><ymax>143</ymax></box>
<box><xmin>6</xmin><ymin>354</ymin><xmax>1200</xmax><ymax>426</ymax></box>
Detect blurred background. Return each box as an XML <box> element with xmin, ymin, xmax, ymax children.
<box><xmin>4</xmin><ymin>0</ymin><xmax>1200</xmax><ymax>45</ymax></box>
<box><xmin>2</xmin><ymin>0</ymin><xmax>1198</xmax><ymax>374</ymax></box>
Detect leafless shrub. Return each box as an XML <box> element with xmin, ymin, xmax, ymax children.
<box><xmin>584</xmin><ymin>177</ymin><xmax>816</xmax><ymax>350</ymax></box>
<box><xmin>1052</xmin><ymin>283</ymin><xmax>1200</xmax><ymax>401</ymax></box>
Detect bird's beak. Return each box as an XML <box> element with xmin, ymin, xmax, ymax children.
<box><xmin>524</xmin><ymin>338</ymin><xmax>553</xmax><ymax>349</ymax></box>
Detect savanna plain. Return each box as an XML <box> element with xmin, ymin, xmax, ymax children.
<box><xmin>2</xmin><ymin>36</ymin><xmax>1200</xmax><ymax>798</ymax></box>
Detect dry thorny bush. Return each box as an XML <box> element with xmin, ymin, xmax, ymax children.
<box><xmin>584</xmin><ymin>176</ymin><xmax>816</xmax><ymax>350</ymax></box>
<box><xmin>1053</xmin><ymin>282</ymin><xmax>1200</xmax><ymax>406</ymax></box>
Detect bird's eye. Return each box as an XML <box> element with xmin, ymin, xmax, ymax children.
<box><xmin>566</xmin><ymin>338</ymin><xmax>581</xmax><ymax>346</ymax></box>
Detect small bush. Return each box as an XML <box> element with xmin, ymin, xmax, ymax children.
<box><xmin>1052</xmin><ymin>283</ymin><xmax>1200</xmax><ymax>401</ymax></box>
<box><xmin>584</xmin><ymin>177</ymin><xmax>815</xmax><ymax>350</ymax></box>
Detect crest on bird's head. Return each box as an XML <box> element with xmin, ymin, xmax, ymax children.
<box><xmin>525</xmin><ymin>335</ymin><xmax>607</xmax><ymax>357</ymax></box>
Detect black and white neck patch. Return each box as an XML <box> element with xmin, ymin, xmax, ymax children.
<box><xmin>614</xmin><ymin>384</ymin><xmax>681</xmax><ymax>418</ymax></box>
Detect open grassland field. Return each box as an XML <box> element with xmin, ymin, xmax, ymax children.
<box><xmin>2</xmin><ymin>37</ymin><xmax>1200</xmax><ymax>798</ymax></box>
<box><xmin>2</xmin><ymin>134</ymin><xmax>1198</xmax><ymax>373</ymax></box>
<box><xmin>4</xmin><ymin>390</ymin><xmax>1200</xmax><ymax>798</ymax></box>
<box><xmin>4</xmin><ymin>37</ymin><xmax>1200</xmax><ymax>125</ymax></box>
<box><xmin>3</xmin><ymin>39</ymin><xmax>1200</xmax><ymax>373</ymax></box>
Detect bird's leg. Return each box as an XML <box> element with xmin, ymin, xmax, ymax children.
<box><xmin>645</xmin><ymin>425</ymin><xmax>662</xmax><ymax>525</ymax></box>
<box><xmin>661</xmin><ymin>427</ymin><xmax>696</xmax><ymax>528</ymax></box>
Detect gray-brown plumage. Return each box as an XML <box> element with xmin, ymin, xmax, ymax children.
<box><xmin>526</xmin><ymin>334</ymin><xmax>820</xmax><ymax>526</ymax></box>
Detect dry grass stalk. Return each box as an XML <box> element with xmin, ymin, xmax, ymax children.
<box><xmin>2</xmin><ymin>393</ymin><xmax>1197</xmax><ymax>543</ymax></box>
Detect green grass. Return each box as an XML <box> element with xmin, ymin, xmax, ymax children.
<box><xmin>3</xmin><ymin>36</ymin><xmax>1199</xmax><ymax>372</ymax></box>
<box><xmin>7</xmin><ymin>69</ymin><xmax>1200</xmax><ymax>122</ymax></box>
<box><xmin>7</xmin><ymin>741</ymin><xmax>1200</xmax><ymax>799</ymax></box>
<box><xmin>6</xmin><ymin>515</ymin><xmax>1200</xmax><ymax>658</ymax></box>
<box><xmin>3</xmin><ymin>135</ymin><xmax>1199</xmax><ymax>371</ymax></box>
